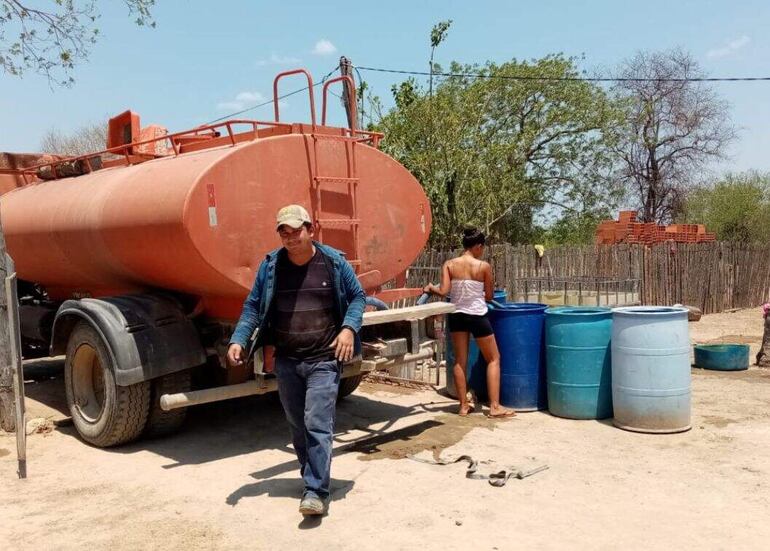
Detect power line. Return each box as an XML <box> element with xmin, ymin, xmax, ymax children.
<box><xmin>206</xmin><ymin>68</ymin><xmax>338</xmax><ymax>125</ymax></box>
<box><xmin>355</xmin><ymin>65</ymin><xmax>770</xmax><ymax>83</ymax></box>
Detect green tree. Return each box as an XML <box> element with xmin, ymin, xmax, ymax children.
<box><xmin>539</xmin><ymin>209</ymin><xmax>614</xmax><ymax>246</ymax></box>
<box><xmin>1</xmin><ymin>1</ymin><xmax>155</xmax><ymax>86</ymax></box>
<box><xmin>683</xmin><ymin>171</ymin><xmax>770</xmax><ymax>243</ymax></box>
<box><xmin>373</xmin><ymin>55</ymin><xmax>623</xmax><ymax>247</ymax></box>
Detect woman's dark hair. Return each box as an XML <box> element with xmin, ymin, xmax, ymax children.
<box><xmin>462</xmin><ymin>227</ymin><xmax>486</xmax><ymax>249</ymax></box>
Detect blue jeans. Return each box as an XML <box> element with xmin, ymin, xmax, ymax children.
<box><xmin>274</xmin><ymin>357</ymin><xmax>340</xmax><ymax>500</ymax></box>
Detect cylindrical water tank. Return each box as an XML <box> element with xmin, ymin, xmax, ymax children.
<box><xmin>545</xmin><ymin>307</ymin><xmax>612</xmax><ymax>420</ymax></box>
<box><xmin>0</xmin><ymin>130</ymin><xmax>431</xmax><ymax>320</ymax></box>
<box><xmin>490</xmin><ymin>303</ymin><xmax>547</xmax><ymax>411</ymax></box>
<box><xmin>611</xmin><ymin>306</ymin><xmax>691</xmax><ymax>433</ymax></box>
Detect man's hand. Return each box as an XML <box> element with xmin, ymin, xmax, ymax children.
<box><xmin>330</xmin><ymin>328</ymin><xmax>355</xmax><ymax>362</ymax></box>
<box><xmin>227</xmin><ymin>343</ymin><xmax>245</xmax><ymax>366</ymax></box>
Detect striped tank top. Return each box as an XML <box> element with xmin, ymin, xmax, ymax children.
<box><xmin>450</xmin><ymin>279</ymin><xmax>488</xmax><ymax>316</ymax></box>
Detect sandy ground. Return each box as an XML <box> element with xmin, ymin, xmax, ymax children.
<box><xmin>2</xmin><ymin>308</ymin><xmax>769</xmax><ymax>550</ymax></box>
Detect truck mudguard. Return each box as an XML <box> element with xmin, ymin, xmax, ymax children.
<box><xmin>50</xmin><ymin>294</ymin><xmax>207</xmax><ymax>386</ymax></box>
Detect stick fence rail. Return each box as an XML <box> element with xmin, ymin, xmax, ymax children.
<box><xmin>405</xmin><ymin>242</ymin><xmax>770</xmax><ymax>314</ymax></box>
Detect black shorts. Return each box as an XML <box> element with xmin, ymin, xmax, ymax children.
<box><xmin>448</xmin><ymin>312</ymin><xmax>494</xmax><ymax>338</ymax></box>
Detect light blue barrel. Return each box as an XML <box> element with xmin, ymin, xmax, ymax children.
<box><xmin>545</xmin><ymin>307</ymin><xmax>613</xmax><ymax>420</ymax></box>
<box><xmin>611</xmin><ymin>306</ymin><xmax>691</xmax><ymax>433</ymax></box>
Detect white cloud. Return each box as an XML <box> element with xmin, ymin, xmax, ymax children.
<box><xmin>235</xmin><ymin>91</ymin><xmax>264</xmax><ymax>103</ymax></box>
<box><xmin>255</xmin><ymin>53</ymin><xmax>302</xmax><ymax>66</ymax></box>
<box><xmin>216</xmin><ymin>101</ymin><xmax>243</xmax><ymax>111</ymax></box>
<box><xmin>216</xmin><ymin>91</ymin><xmax>264</xmax><ymax>111</ymax></box>
<box><xmin>312</xmin><ymin>39</ymin><xmax>337</xmax><ymax>56</ymax></box>
<box><xmin>707</xmin><ymin>35</ymin><xmax>750</xmax><ymax>58</ymax></box>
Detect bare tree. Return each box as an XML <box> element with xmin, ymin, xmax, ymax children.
<box><xmin>39</xmin><ymin>122</ymin><xmax>107</xmax><ymax>156</ymax></box>
<box><xmin>1</xmin><ymin>1</ymin><xmax>155</xmax><ymax>86</ymax></box>
<box><xmin>613</xmin><ymin>49</ymin><xmax>736</xmax><ymax>222</ymax></box>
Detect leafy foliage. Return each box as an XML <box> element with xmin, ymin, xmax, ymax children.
<box><xmin>0</xmin><ymin>0</ymin><xmax>155</xmax><ymax>86</ymax></box>
<box><xmin>683</xmin><ymin>172</ymin><xmax>770</xmax><ymax>243</ymax></box>
<box><xmin>373</xmin><ymin>55</ymin><xmax>623</xmax><ymax>247</ymax></box>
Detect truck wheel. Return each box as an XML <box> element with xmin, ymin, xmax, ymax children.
<box><xmin>338</xmin><ymin>374</ymin><xmax>365</xmax><ymax>400</ymax></box>
<box><xmin>144</xmin><ymin>369</ymin><xmax>192</xmax><ymax>438</ymax></box>
<box><xmin>64</xmin><ymin>322</ymin><xmax>150</xmax><ymax>447</ymax></box>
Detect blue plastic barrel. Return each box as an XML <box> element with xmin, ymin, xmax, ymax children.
<box><xmin>545</xmin><ymin>307</ymin><xmax>613</xmax><ymax>419</ymax></box>
<box><xmin>490</xmin><ymin>303</ymin><xmax>547</xmax><ymax>411</ymax></box>
<box><xmin>611</xmin><ymin>306</ymin><xmax>691</xmax><ymax>433</ymax></box>
<box><xmin>493</xmin><ymin>289</ymin><xmax>507</xmax><ymax>304</ymax></box>
<box><xmin>444</xmin><ymin>320</ymin><xmax>487</xmax><ymax>399</ymax></box>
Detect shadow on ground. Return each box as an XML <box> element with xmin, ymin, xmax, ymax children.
<box><xmin>21</xmin><ymin>357</ymin><xmax>69</xmax><ymax>419</ymax></box>
<box><xmin>22</xmin><ymin>357</ymin><xmax>453</xmax><ymax>468</ymax></box>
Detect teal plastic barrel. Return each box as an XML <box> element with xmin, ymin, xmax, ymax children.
<box><xmin>545</xmin><ymin>307</ymin><xmax>613</xmax><ymax>419</ymax></box>
<box><xmin>611</xmin><ymin>306</ymin><xmax>691</xmax><ymax>433</ymax></box>
<box><xmin>694</xmin><ymin>344</ymin><xmax>749</xmax><ymax>371</ymax></box>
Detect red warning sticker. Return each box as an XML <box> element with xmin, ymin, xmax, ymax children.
<box><xmin>207</xmin><ymin>184</ymin><xmax>218</xmax><ymax>227</ymax></box>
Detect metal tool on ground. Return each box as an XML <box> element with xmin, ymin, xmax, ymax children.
<box><xmin>407</xmin><ymin>453</ymin><xmax>549</xmax><ymax>487</ymax></box>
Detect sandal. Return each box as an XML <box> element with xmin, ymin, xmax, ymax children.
<box><xmin>488</xmin><ymin>407</ymin><xmax>516</xmax><ymax>418</ymax></box>
<box><xmin>458</xmin><ymin>403</ymin><xmax>475</xmax><ymax>417</ymax></box>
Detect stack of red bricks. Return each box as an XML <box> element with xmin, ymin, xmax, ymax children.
<box><xmin>595</xmin><ymin>211</ymin><xmax>717</xmax><ymax>245</ymax></box>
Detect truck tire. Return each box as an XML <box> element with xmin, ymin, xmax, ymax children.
<box><xmin>144</xmin><ymin>369</ymin><xmax>192</xmax><ymax>438</ymax></box>
<box><xmin>64</xmin><ymin>322</ymin><xmax>150</xmax><ymax>447</ymax></box>
<box><xmin>338</xmin><ymin>374</ymin><xmax>365</xmax><ymax>400</ymax></box>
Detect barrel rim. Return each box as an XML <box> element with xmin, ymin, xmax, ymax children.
<box><xmin>693</xmin><ymin>343</ymin><xmax>750</xmax><ymax>353</ymax></box>
<box><xmin>493</xmin><ymin>302</ymin><xmax>547</xmax><ymax>312</ymax></box>
<box><xmin>545</xmin><ymin>306</ymin><xmax>611</xmax><ymax>316</ymax></box>
<box><xmin>612</xmin><ymin>305</ymin><xmax>688</xmax><ymax>316</ymax></box>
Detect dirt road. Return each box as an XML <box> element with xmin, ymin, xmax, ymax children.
<box><xmin>2</xmin><ymin>308</ymin><xmax>769</xmax><ymax>550</ymax></box>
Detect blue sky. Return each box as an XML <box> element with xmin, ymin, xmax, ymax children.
<box><xmin>2</xmin><ymin>0</ymin><xmax>769</xmax><ymax>175</ymax></box>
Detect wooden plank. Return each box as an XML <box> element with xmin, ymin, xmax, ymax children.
<box><xmin>6</xmin><ymin>272</ymin><xmax>26</xmax><ymax>478</ymax></box>
<box><xmin>0</xmin><ymin>220</ymin><xmax>16</xmax><ymax>432</ymax></box>
<box><xmin>362</xmin><ymin>302</ymin><xmax>456</xmax><ymax>326</ymax></box>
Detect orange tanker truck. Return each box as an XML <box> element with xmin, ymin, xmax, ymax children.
<box><xmin>0</xmin><ymin>70</ymin><xmax>453</xmax><ymax>447</ymax></box>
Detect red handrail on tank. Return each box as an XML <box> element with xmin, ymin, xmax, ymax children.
<box><xmin>321</xmin><ymin>75</ymin><xmax>357</xmax><ymax>130</ymax></box>
<box><xmin>14</xmin><ymin>119</ymin><xmax>293</xmax><ymax>181</ymax></box>
<box><xmin>273</xmin><ymin>69</ymin><xmax>316</xmax><ymax>126</ymax></box>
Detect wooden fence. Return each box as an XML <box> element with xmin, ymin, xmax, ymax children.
<box><xmin>406</xmin><ymin>242</ymin><xmax>770</xmax><ymax>314</ymax></box>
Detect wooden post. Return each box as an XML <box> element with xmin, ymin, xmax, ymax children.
<box><xmin>339</xmin><ymin>56</ymin><xmax>356</xmax><ymax>130</ymax></box>
<box><xmin>6</xmin><ymin>272</ymin><xmax>26</xmax><ymax>478</ymax></box>
<box><xmin>0</xmin><ymin>218</ymin><xmax>17</xmax><ymax>432</ymax></box>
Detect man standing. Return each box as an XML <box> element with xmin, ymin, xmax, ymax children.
<box><xmin>227</xmin><ymin>204</ymin><xmax>366</xmax><ymax>516</ymax></box>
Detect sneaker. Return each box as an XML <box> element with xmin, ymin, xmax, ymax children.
<box><xmin>298</xmin><ymin>494</ymin><xmax>326</xmax><ymax>516</ymax></box>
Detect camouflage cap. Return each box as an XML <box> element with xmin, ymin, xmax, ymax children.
<box><xmin>276</xmin><ymin>204</ymin><xmax>312</xmax><ymax>230</ymax></box>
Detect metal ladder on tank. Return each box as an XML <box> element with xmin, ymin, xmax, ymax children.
<box><xmin>272</xmin><ymin>69</ymin><xmax>363</xmax><ymax>271</ymax></box>
<box><xmin>310</xmin><ymin>133</ymin><xmax>361</xmax><ymax>271</ymax></box>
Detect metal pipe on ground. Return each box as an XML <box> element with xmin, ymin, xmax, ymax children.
<box><xmin>160</xmin><ymin>363</ymin><xmax>365</xmax><ymax>411</ymax></box>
